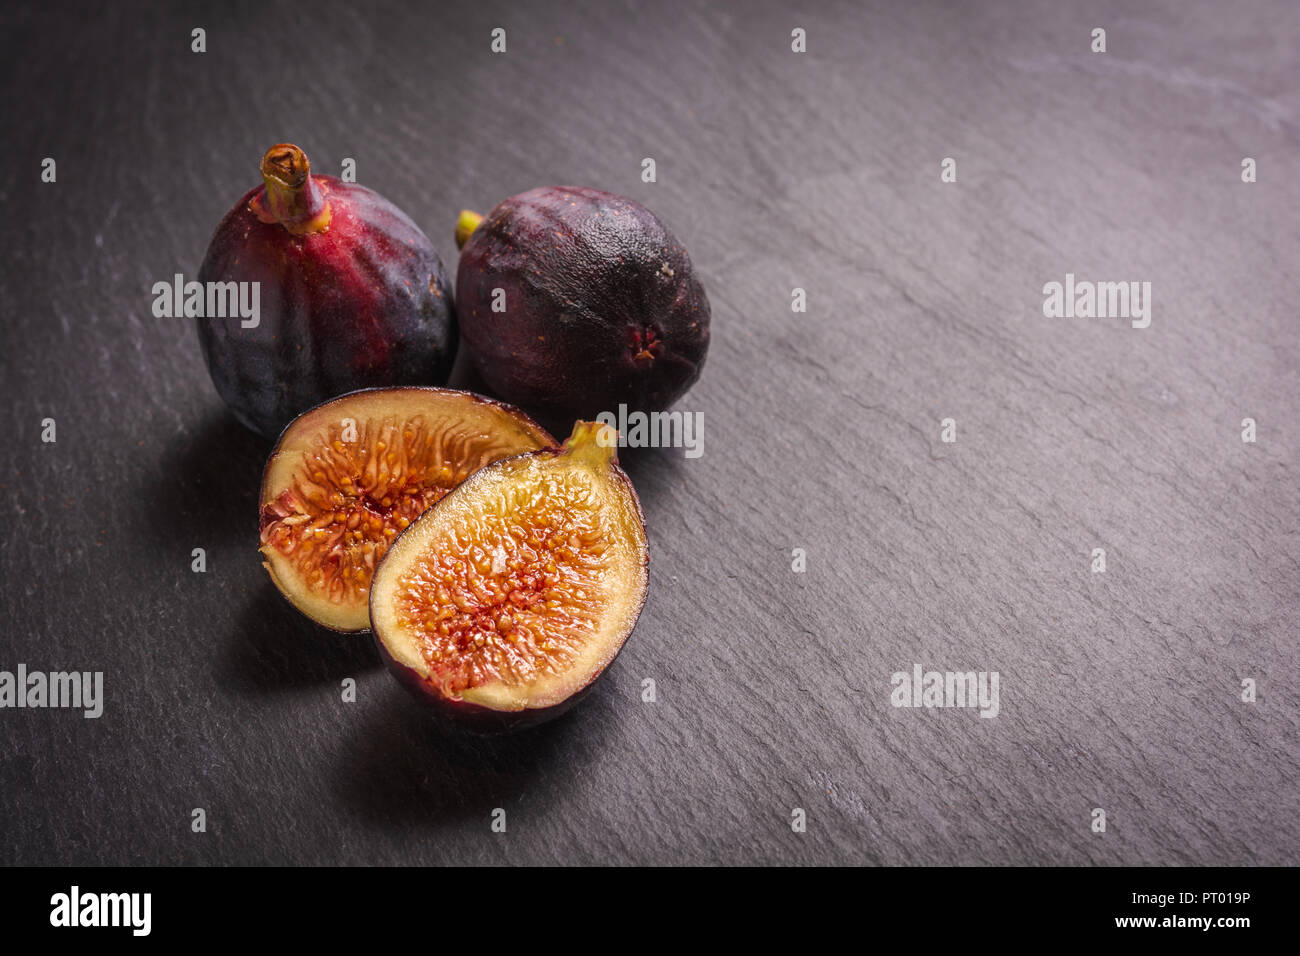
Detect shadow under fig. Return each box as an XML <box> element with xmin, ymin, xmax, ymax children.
<box><xmin>138</xmin><ymin>408</ymin><xmax>271</xmax><ymax>552</ymax></box>
<box><xmin>218</xmin><ymin>579</ymin><xmax>381</xmax><ymax>695</ymax></box>
<box><xmin>137</xmin><ymin>409</ymin><xmax>382</xmax><ymax>693</ymax></box>
<box><xmin>333</xmin><ymin>675</ymin><xmax>620</xmax><ymax>828</ymax></box>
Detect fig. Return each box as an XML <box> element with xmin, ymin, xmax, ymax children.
<box><xmin>370</xmin><ymin>420</ymin><xmax>648</xmax><ymax>731</ymax></box>
<box><xmin>258</xmin><ymin>387</ymin><xmax>554</xmax><ymax>633</ymax></box>
<box><xmin>198</xmin><ymin>143</ymin><xmax>457</xmax><ymax>439</ymax></box>
<box><xmin>454</xmin><ymin>186</ymin><xmax>710</xmax><ymax>425</ymax></box>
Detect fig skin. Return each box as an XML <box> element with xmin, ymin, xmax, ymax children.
<box><xmin>373</xmin><ymin>637</ymin><xmax>608</xmax><ymax>733</ymax></box>
<box><xmin>258</xmin><ymin>386</ymin><xmax>555</xmax><ymax>634</ymax></box>
<box><xmin>370</xmin><ymin>421</ymin><xmax>649</xmax><ymax>732</ymax></box>
<box><xmin>455</xmin><ymin>186</ymin><xmax>710</xmax><ymax>425</ymax></box>
<box><xmin>199</xmin><ymin>144</ymin><xmax>457</xmax><ymax>439</ymax></box>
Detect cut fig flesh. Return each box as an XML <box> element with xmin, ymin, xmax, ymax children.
<box><xmin>258</xmin><ymin>387</ymin><xmax>554</xmax><ymax>632</ymax></box>
<box><xmin>370</xmin><ymin>421</ymin><xmax>648</xmax><ymax>725</ymax></box>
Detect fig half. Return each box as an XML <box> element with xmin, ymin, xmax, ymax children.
<box><xmin>370</xmin><ymin>421</ymin><xmax>649</xmax><ymax>731</ymax></box>
<box><xmin>259</xmin><ymin>387</ymin><xmax>554</xmax><ymax>632</ymax></box>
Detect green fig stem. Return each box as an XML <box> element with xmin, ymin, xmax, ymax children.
<box><xmin>251</xmin><ymin>143</ymin><xmax>332</xmax><ymax>235</ymax></box>
<box><xmin>455</xmin><ymin>209</ymin><xmax>484</xmax><ymax>249</ymax></box>
<box><xmin>564</xmin><ymin>420</ymin><xmax>620</xmax><ymax>468</ymax></box>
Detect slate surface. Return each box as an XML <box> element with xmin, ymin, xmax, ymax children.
<box><xmin>1</xmin><ymin>0</ymin><xmax>1297</xmax><ymax>866</ymax></box>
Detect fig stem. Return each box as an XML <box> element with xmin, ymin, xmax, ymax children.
<box><xmin>455</xmin><ymin>209</ymin><xmax>484</xmax><ymax>249</ymax></box>
<box><xmin>251</xmin><ymin>143</ymin><xmax>332</xmax><ymax>235</ymax></box>
<box><xmin>563</xmin><ymin>421</ymin><xmax>620</xmax><ymax>468</ymax></box>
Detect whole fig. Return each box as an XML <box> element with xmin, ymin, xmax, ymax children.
<box><xmin>454</xmin><ymin>187</ymin><xmax>710</xmax><ymax>426</ymax></box>
<box><xmin>197</xmin><ymin>144</ymin><xmax>456</xmax><ymax>438</ymax></box>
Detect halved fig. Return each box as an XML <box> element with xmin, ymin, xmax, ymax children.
<box><xmin>258</xmin><ymin>387</ymin><xmax>554</xmax><ymax>632</ymax></box>
<box><xmin>370</xmin><ymin>421</ymin><xmax>649</xmax><ymax>731</ymax></box>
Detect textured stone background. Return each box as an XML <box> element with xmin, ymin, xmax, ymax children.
<box><xmin>1</xmin><ymin>0</ymin><xmax>1296</xmax><ymax>865</ymax></box>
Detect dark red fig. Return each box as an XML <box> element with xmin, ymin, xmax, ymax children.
<box><xmin>454</xmin><ymin>186</ymin><xmax>710</xmax><ymax>425</ymax></box>
<box><xmin>370</xmin><ymin>420</ymin><xmax>649</xmax><ymax>732</ymax></box>
<box><xmin>259</xmin><ymin>387</ymin><xmax>554</xmax><ymax>633</ymax></box>
<box><xmin>199</xmin><ymin>144</ymin><xmax>456</xmax><ymax>439</ymax></box>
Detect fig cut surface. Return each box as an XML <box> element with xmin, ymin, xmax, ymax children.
<box><xmin>258</xmin><ymin>387</ymin><xmax>554</xmax><ymax>632</ymax></box>
<box><xmin>370</xmin><ymin>421</ymin><xmax>648</xmax><ymax>729</ymax></box>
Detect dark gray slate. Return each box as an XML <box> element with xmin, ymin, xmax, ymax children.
<box><xmin>0</xmin><ymin>0</ymin><xmax>1296</xmax><ymax>865</ymax></box>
